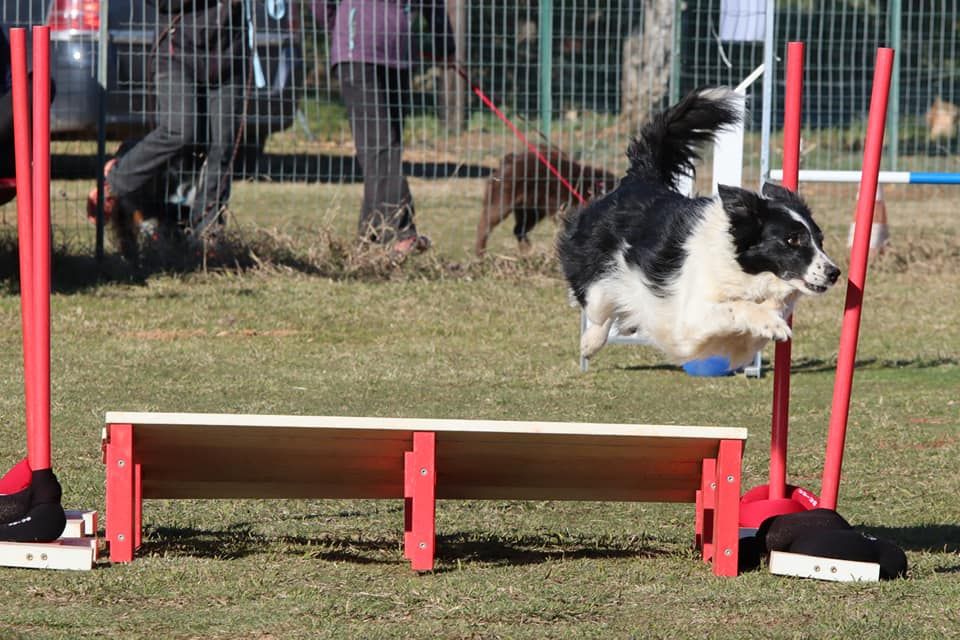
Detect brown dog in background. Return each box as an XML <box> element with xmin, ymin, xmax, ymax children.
<box><xmin>926</xmin><ymin>96</ymin><xmax>959</xmax><ymax>141</ymax></box>
<box><xmin>475</xmin><ymin>149</ymin><xmax>617</xmax><ymax>256</ymax></box>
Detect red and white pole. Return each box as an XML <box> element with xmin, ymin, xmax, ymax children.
<box><xmin>820</xmin><ymin>48</ymin><xmax>895</xmax><ymax>510</ymax></box>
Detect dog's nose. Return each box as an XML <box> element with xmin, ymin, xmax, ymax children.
<box><xmin>826</xmin><ymin>264</ymin><xmax>841</xmax><ymax>284</ymax></box>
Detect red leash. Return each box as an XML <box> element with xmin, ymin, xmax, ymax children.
<box><xmin>447</xmin><ymin>62</ymin><xmax>587</xmax><ymax>205</ymax></box>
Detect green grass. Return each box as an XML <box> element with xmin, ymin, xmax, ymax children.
<box><xmin>0</xmin><ymin>179</ymin><xmax>957</xmax><ymax>639</ymax></box>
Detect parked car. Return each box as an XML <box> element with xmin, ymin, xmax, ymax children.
<box><xmin>4</xmin><ymin>0</ymin><xmax>302</xmax><ymax>156</ymax></box>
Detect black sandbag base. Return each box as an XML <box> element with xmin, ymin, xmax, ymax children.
<box><xmin>739</xmin><ymin>508</ymin><xmax>908</xmax><ymax>580</ymax></box>
<box><xmin>0</xmin><ymin>469</ymin><xmax>66</xmax><ymax>543</ymax></box>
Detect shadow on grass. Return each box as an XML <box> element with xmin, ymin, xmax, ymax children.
<box><xmin>611</xmin><ymin>355</ymin><xmax>957</xmax><ymax>377</ymax></box>
<box><xmin>141</xmin><ymin>524</ymin><xmax>395</xmax><ymax>564</ymax></box>
<box><xmin>432</xmin><ymin>531</ymin><xmax>663</xmax><ymax>571</ymax></box>
<box><xmin>139</xmin><ymin>524</ymin><xmax>662</xmax><ymax>569</ymax></box>
<box><xmin>862</xmin><ymin>524</ymin><xmax>960</xmax><ymax>554</ymax></box>
<box><xmin>0</xmin><ymin>241</ymin><xmax>250</xmax><ymax>294</ymax></box>
<box><xmin>1</xmin><ymin>221</ymin><xmax>560</xmax><ymax>292</ymax></box>
<box><xmin>790</xmin><ymin>356</ymin><xmax>959</xmax><ymax>373</ymax></box>
<box><xmin>618</xmin><ymin>363</ymin><xmax>685</xmax><ymax>373</ymax></box>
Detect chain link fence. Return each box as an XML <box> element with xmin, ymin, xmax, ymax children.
<box><xmin>0</xmin><ymin>1</ymin><xmax>957</xmax><ymax>258</ymax></box>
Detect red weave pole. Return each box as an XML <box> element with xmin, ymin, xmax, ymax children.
<box><xmin>769</xmin><ymin>42</ymin><xmax>804</xmax><ymax>501</ymax></box>
<box><xmin>820</xmin><ymin>48</ymin><xmax>895</xmax><ymax>510</ymax></box>
<box><xmin>11</xmin><ymin>27</ymin><xmax>36</xmax><ymax>470</ymax></box>
<box><xmin>29</xmin><ymin>26</ymin><xmax>52</xmax><ymax>471</ymax></box>
<box><xmin>450</xmin><ymin>64</ymin><xmax>587</xmax><ymax>206</ymax></box>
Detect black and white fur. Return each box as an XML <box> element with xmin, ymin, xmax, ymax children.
<box><xmin>558</xmin><ymin>87</ymin><xmax>841</xmax><ymax>369</ymax></box>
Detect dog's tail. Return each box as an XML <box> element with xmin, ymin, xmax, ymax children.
<box><xmin>626</xmin><ymin>87</ymin><xmax>743</xmax><ymax>191</ymax></box>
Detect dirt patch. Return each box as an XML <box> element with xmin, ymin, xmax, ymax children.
<box><xmin>125</xmin><ymin>328</ymin><xmax>302</xmax><ymax>340</ymax></box>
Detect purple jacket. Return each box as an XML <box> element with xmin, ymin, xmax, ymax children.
<box><xmin>313</xmin><ymin>0</ymin><xmax>454</xmax><ymax>69</ymax></box>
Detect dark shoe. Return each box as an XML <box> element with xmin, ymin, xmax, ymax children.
<box><xmin>86</xmin><ymin>158</ymin><xmax>118</xmax><ymax>223</ymax></box>
<box><xmin>392</xmin><ymin>234</ymin><xmax>432</xmax><ymax>258</ymax></box>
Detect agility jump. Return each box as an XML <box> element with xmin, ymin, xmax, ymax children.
<box><xmin>0</xmin><ymin>27</ymin><xmax>97</xmax><ymax>570</ymax></box>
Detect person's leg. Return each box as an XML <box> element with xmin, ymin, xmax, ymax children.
<box><xmin>383</xmin><ymin>66</ymin><xmax>417</xmax><ymax>242</ymax></box>
<box><xmin>0</xmin><ymin>74</ymin><xmax>55</xmax><ymax>177</ymax></box>
<box><xmin>338</xmin><ymin>62</ymin><xmax>411</xmax><ymax>243</ymax></box>
<box><xmin>0</xmin><ymin>87</ymin><xmax>16</xmax><ymax>177</ymax></box>
<box><xmin>191</xmin><ymin>75</ymin><xmax>241</xmax><ymax>233</ymax></box>
<box><xmin>106</xmin><ymin>60</ymin><xmax>197</xmax><ymax>199</ymax></box>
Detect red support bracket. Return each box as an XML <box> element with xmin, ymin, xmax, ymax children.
<box><xmin>403</xmin><ymin>431</ymin><xmax>436</xmax><ymax>572</ymax></box>
<box><xmin>695</xmin><ymin>457</ymin><xmax>717</xmax><ymax>562</ymax></box>
<box><xmin>712</xmin><ymin>439</ymin><xmax>743</xmax><ymax>577</ymax></box>
<box><xmin>105</xmin><ymin>423</ymin><xmax>141</xmax><ymax>563</ymax></box>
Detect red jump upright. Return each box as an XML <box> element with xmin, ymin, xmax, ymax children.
<box><xmin>0</xmin><ymin>26</ymin><xmax>66</xmax><ymax>545</ymax></box>
<box><xmin>820</xmin><ymin>48</ymin><xmax>896</xmax><ymax>511</ymax></box>
<box><xmin>742</xmin><ymin>45</ymin><xmax>896</xmax><ymax>527</ymax></box>
<box><xmin>29</xmin><ymin>25</ymin><xmax>53</xmax><ymax>473</ymax></box>
<box><xmin>10</xmin><ymin>27</ymin><xmax>37</xmax><ymax>469</ymax></box>
<box><xmin>740</xmin><ymin>42</ymin><xmax>820</xmax><ymax>528</ymax></box>
<box><xmin>11</xmin><ymin>26</ymin><xmax>52</xmax><ymax>473</ymax></box>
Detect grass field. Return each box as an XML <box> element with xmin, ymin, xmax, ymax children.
<box><xmin>0</xmin><ymin>176</ymin><xmax>958</xmax><ymax>639</ymax></box>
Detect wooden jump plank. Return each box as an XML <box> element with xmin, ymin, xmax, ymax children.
<box><xmin>103</xmin><ymin>414</ymin><xmax>745</xmax><ymax>505</ymax></box>
<box><xmin>102</xmin><ymin>412</ymin><xmax>747</xmax><ymax>574</ymax></box>
<box><xmin>104</xmin><ymin>411</ymin><xmax>747</xmax><ymax>440</ymax></box>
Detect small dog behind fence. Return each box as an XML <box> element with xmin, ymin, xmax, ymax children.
<box><xmin>475</xmin><ymin>149</ymin><xmax>618</xmax><ymax>256</ymax></box>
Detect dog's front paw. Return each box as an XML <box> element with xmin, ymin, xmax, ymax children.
<box><xmin>758</xmin><ymin>313</ymin><xmax>792</xmax><ymax>342</ymax></box>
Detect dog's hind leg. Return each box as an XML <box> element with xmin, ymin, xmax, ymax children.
<box><xmin>580</xmin><ymin>290</ymin><xmax>615</xmax><ymax>359</ymax></box>
<box><xmin>475</xmin><ymin>178</ymin><xmax>512</xmax><ymax>256</ymax></box>
<box><xmin>513</xmin><ymin>208</ymin><xmax>548</xmax><ymax>254</ymax></box>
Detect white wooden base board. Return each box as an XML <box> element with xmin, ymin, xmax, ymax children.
<box><xmin>0</xmin><ymin>539</ymin><xmax>95</xmax><ymax>571</ymax></box>
<box><xmin>769</xmin><ymin>550</ymin><xmax>880</xmax><ymax>582</ymax></box>
<box><xmin>0</xmin><ymin>509</ymin><xmax>99</xmax><ymax>571</ymax></box>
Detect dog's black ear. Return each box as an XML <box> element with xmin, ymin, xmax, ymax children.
<box><xmin>761</xmin><ymin>181</ymin><xmax>812</xmax><ymax>214</ymax></box>
<box><xmin>761</xmin><ymin>181</ymin><xmax>809</xmax><ymax>209</ymax></box>
<box><xmin>718</xmin><ymin>184</ymin><xmax>764</xmax><ymax>219</ymax></box>
<box><xmin>761</xmin><ymin>182</ymin><xmax>793</xmax><ymax>200</ymax></box>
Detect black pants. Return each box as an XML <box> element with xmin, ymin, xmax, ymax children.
<box><xmin>108</xmin><ymin>56</ymin><xmax>241</xmax><ymax>228</ymax></box>
<box><xmin>337</xmin><ymin>62</ymin><xmax>417</xmax><ymax>243</ymax></box>
<box><xmin>0</xmin><ymin>75</ymin><xmax>54</xmax><ymax>177</ymax></box>
<box><xmin>0</xmin><ymin>87</ymin><xmax>16</xmax><ymax>177</ymax></box>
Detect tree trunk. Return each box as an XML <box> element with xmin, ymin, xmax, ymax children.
<box><xmin>621</xmin><ymin>0</ymin><xmax>674</xmax><ymax>126</ymax></box>
<box><xmin>440</xmin><ymin>0</ymin><xmax>467</xmax><ymax>132</ymax></box>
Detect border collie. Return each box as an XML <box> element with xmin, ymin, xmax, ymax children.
<box><xmin>557</xmin><ymin>87</ymin><xmax>841</xmax><ymax>369</ymax></box>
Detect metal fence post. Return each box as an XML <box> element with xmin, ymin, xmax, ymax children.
<box><xmin>538</xmin><ymin>0</ymin><xmax>553</xmax><ymax>142</ymax></box>
<box><xmin>887</xmin><ymin>0</ymin><xmax>901</xmax><ymax>170</ymax></box>
<box><xmin>94</xmin><ymin>0</ymin><xmax>110</xmax><ymax>263</ymax></box>
<box><xmin>760</xmin><ymin>0</ymin><xmax>775</xmax><ymax>189</ymax></box>
<box><xmin>670</xmin><ymin>0</ymin><xmax>682</xmax><ymax>105</ymax></box>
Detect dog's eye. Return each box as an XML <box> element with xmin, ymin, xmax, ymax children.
<box><xmin>787</xmin><ymin>235</ymin><xmax>804</xmax><ymax>247</ymax></box>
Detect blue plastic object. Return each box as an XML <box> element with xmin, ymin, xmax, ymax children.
<box><xmin>682</xmin><ymin>356</ymin><xmax>733</xmax><ymax>377</ymax></box>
